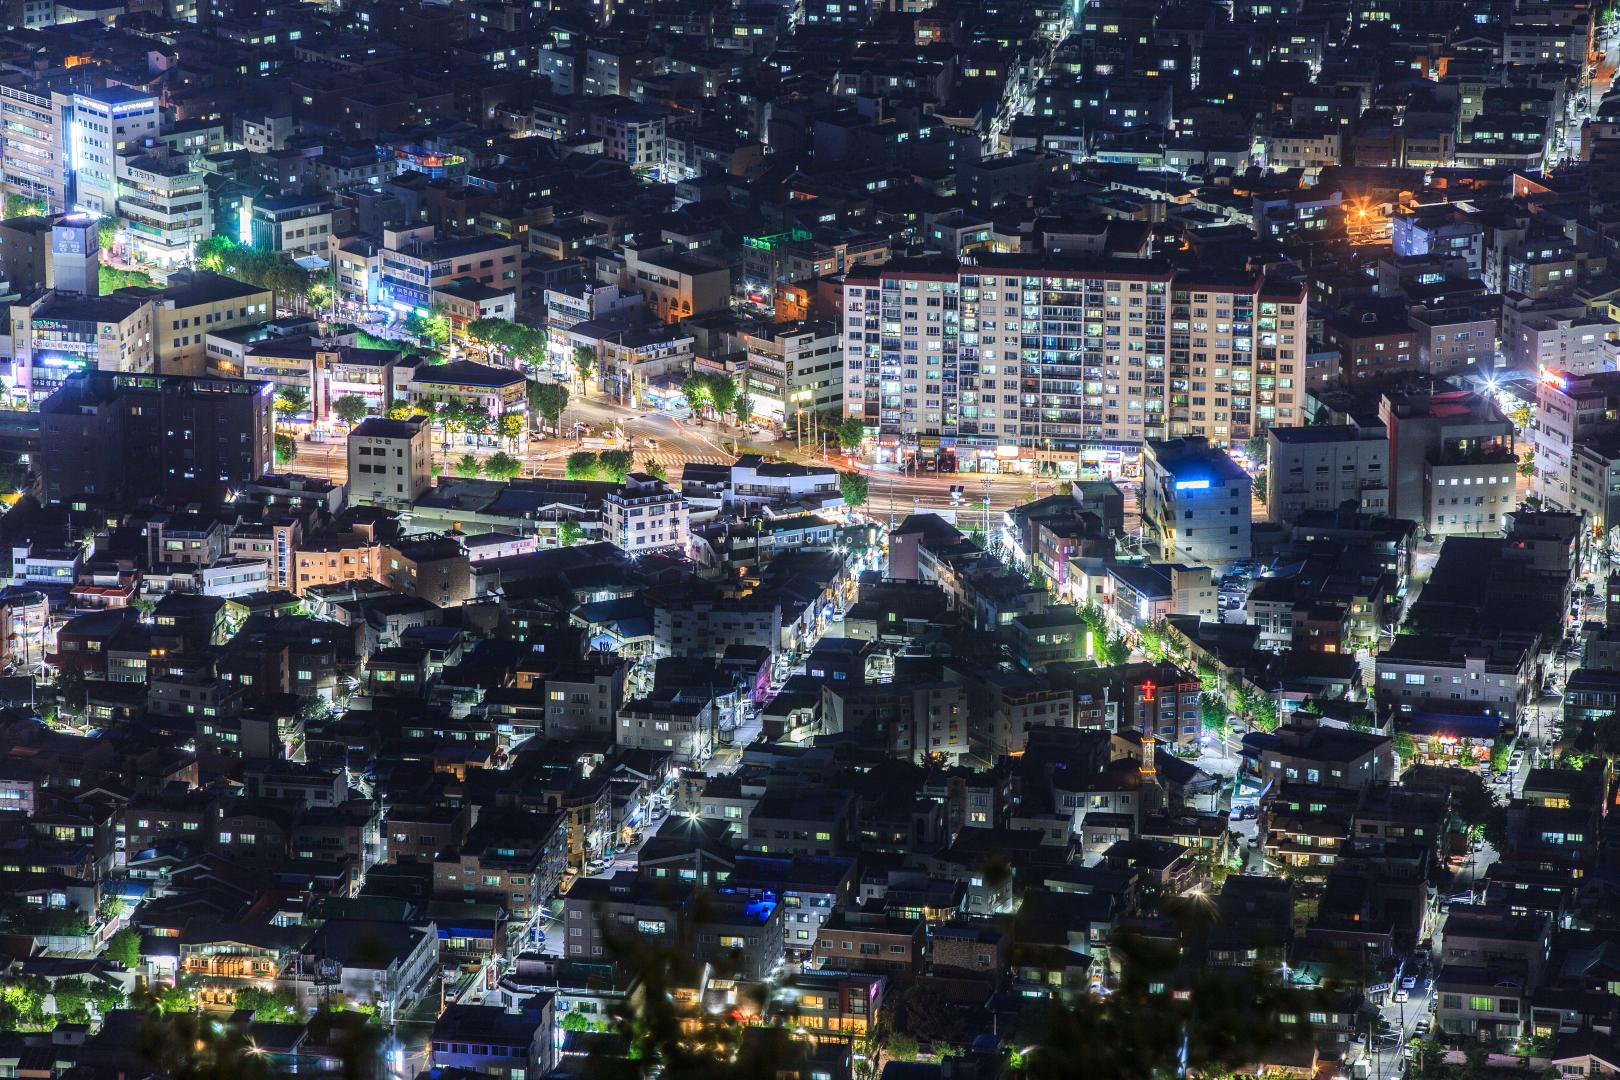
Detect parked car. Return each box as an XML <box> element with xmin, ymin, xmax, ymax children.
<box><xmin>1394</xmin><ymin>989</ymin><xmax>1409</xmax><ymax>1004</ymax></box>
<box><xmin>1400</xmin><ymin>976</ymin><xmax>1417</xmax><ymax>990</ymax></box>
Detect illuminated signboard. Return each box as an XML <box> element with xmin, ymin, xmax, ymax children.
<box><xmin>1173</xmin><ymin>479</ymin><xmax>1210</xmax><ymax>491</ymax></box>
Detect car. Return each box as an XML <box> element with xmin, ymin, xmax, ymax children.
<box><xmin>1230</xmin><ymin>805</ymin><xmax>1245</xmax><ymax>820</ymax></box>
<box><xmin>1401</xmin><ymin>976</ymin><xmax>1417</xmax><ymax>990</ymax></box>
<box><xmin>1394</xmin><ymin>989</ymin><xmax>1410</xmax><ymax>1003</ymax></box>
<box><xmin>643</xmin><ymin>437</ymin><xmax>659</xmax><ymax>450</ymax></box>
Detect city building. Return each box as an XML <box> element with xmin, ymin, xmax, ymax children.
<box><xmin>347</xmin><ymin>417</ymin><xmax>432</xmax><ymax>510</ymax></box>
<box><xmin>39</xmin><ymin>370</ymin><xmax>273</xmax><ymax>503</ymax></box>
<box><xmin>1141</xmin><ymin>437</ymin><xmax>1251</xmax><ymax>564</ymax></box>
<box><xmin>1380</xmin><ymin>390</ymin><xmax>1517</xmax><ymax>537</ymax></box>
<box><xmin>67</xmin><ymin>85</ymin><xmax>160</xmax><ymax>215</ymax></box>
<box><xmin>842</xmin><ymin>258</ymin><xmax>1308</xmax><ymax>473</ymax></box>
<box><xmin>1266</xmin><ymin>420</ymin><xmax>1389</xmax><ymax>522</ymax></box>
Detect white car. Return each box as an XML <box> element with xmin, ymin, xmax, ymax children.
<box><xmin>1400</xmin><ymin>976</ymin><xmax>1417</xmax><ymax>990</ymax></box>
<box><xmin>1393</xmin><ymin>989</ymin><xmax>1410</xmax><ymax>1003</ymax></box>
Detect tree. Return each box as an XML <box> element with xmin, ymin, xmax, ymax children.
<box><xmin>1253</xmin><ymin>468</ymin><xmax>1268</xmax><ymax>505</ymax></box>
<box><xmin>453</xmin><ymin>453</ymin><xmax>483</xmax><ymax>478</ymax></box>
<box><xmin>1098</xmin><ymin>631</ymin><xmax>1131</xmax><ymax>667</ymax></box>
<box><xmin>1519</xmin><ymin>449</ymin><xmax>1536</xmax><ymax>479</ymax></box>
<box><xmin>485</xmin><ymin>451</ymin><xmax>522</xmax><ymax>482</ymax></box>
<box><xmin>1393</xmin><ymin>730</ymin><xmax>1417</xmax><ymax>765</ymax></box>
<box><xmin>643</xmin><ymin>460</ymin><xmax>668</xmax><ymax>482</ymax></box>
<box><xmin>100</xmin><ymin>264</ymin><xmax>155</xmax><ymax>292</ymax></box>
<box><xmin>385</xmin><ymin>403</ymin><xmax>412</xmax><ymax>420</ymax></box>
<box><xmin>274</xmin><ymin>386</ymin><xmax>311</xmax><ymax>420</ymax></box>
<box><xmin>332</xmin><ymin>394</ymin><xmax>369</xmax><ymax>427</ymax></box>
<box><xmin>558</xmin><ymin>520</ymin><xmax>584</xmax><ymax>547</ymax></box>
<box><xmin>529</xmin><ymin>381</ymin><xmax>569</xmax><ymax>435</ymax></box>
<box><xmin>230</xmin><ymin>987</ymin><xmax>297</xmax><ymax>1023</ymax></box>
<box><xmin>1509</xmin><ymin>403</ymin><xmax>1533</xmax><ymax>430</ymax></box>
<box><xmin>406</xmin><ymin>306</ymin><xmax>451</xmax><ymax>348</ymax></box>
<box><xmin>1489</xmin><ymin>738</ymin><xmax>1511</xmax><ymax>775</ymax></box>
<box><xmin>1244</xmin><ymin>435</ymin><xmax>1267</xmax><ymax>464</ymax></box>
<box><xmin>1138</xmin><ymin>619</ymin><xmax>1174</xmax><ymax>662</ymax></box>
<box><xmin>2</xmin><ymin>193</ymin><xmax>45</xmax><ymax>219</ymax></box>
<box><xmin>1201</xmin><ymin>697</ymin><xmax>1230</xmax><ymax>738</ymax></box>
<box><xmin>306</xmin><ymin>279</ymin><xmax>333</xmax><ymax>313</ymax></box>
<box><xmin>560</xmin><ymin>1010</ymin><xmax>593</xmax><ymax>1033</ymax></box>
<box><xmin>599</xmin><ymin>449</ymin><xmax>634</xmax><ymax>483</ymax></box>
<box><xmin>566</xmin><ymin>451</ymin><xmax>601</xmax><ymax>480</ymax></box>
<box><xmin>680</xmin><ymin>374</ymin><xmax>712</xmax><ymax>418</ymax></box>
<box><xmin>194</xmin><ymin>235</ymin><xmax>235</xmax><ymax>272</ymax></box>
<box><xmin>497</xmin><ymin>411</ymin><xmax>524</xmax><ymax>445</ymax></box>
<box><xmin>708</xmin><ymin>374</ymin><xmax>739</xmax><ymax>423</ymax></box>
<box><xmin>732</xmin><ymin>390</ymin><xmax>753</xmax><ymax>428</ymax></box>
<box><xmin>571</xmin><ymin>344</ymin><xmax>596</xmax><ymax>391</ymax></box>
<box><xmin>97</xmin><ymin>217</ymin><xmax>121</xmax><ymax>253</ymax></box>
<box><xmin>886</xmin><ymin>1033</ymin><xmax>919</xmax><ymax>1062</ymax></box>
<box><xmin>839</xmin><ymin>471</ymin><xmax>869</xmax><ymax>508</ymax></box>
<box><xmin>273</xmin><ymin>433</ymin><xmax>296</xmax><ymax>465</ymax></box>
<box><xmin>836</xmin><ymin>416</ymin><xmax>867</xmax><ymax>452</ymax></box>
<box><xmin>105</xmin><ymin>927</ymin><xmax>143</xmax><ymax>968</ymax></box>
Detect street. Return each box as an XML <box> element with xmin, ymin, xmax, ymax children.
<box><xmin>292</xmin><ymin>385</ymin><xmax>1105</xmax><ymax>518</ymax></box>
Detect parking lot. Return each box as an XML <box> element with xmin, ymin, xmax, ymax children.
<box><xmin>1216</xmin><ymin>560</ymin><xmax>1259</xmax><ymax>623</ymax></box>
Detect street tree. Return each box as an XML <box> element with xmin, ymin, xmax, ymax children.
<box><xmin>643</xmin><ymin>460</ymin><xmax>668</xmax><ymax>481</ymax></box>
<box><xmin>680</xmin><ymin>374</ymin><xmax>712</xmax><ymax>419</ymax></box>
<box><xmin>529</xmin><ymin>381</ymin><xmax>569</xmax><ymax>435</ymax></box>
<box><xmin>566</xmin><ymin>451</ymin><xmax>601</xmax><ymax>480</ymax></box>
<box><xmin>558</xmin><ymin>520</ymin><xmax>584</xmax><ymax>547</ymax></box>
<box><xmin>273</xmin><ymin>387</ymin><xmax>310</xmax><ymax>419</ymax></box>
<box><xmin>708</xmin><ymin>374</ymin><xmax>739</xmax><ymax>423</ymax></box>
<box><xmin>836</xmin><ymin>416</ymin><xmax>867</xmax><ymax>451</ymax></box>
<box><xmin>732</xmin><ymin>390</ymin><xmax>753</xmax><ymax>428</ymax></box>
<box><xmin>453</xmin><ymin>453</ymin><xmax>483</xmax><ymax>478</ymax></box>
<box><xmin>305</xmin><ymin>279</ymin><xmax>333</xmax><ymax>313</ymax></box>
<box><xmin>407</xmin><ymin>306</ymin><xmax>451</xmax><ymax>348</ymax></box>
<box><xmin>496</xmin><ymin>411</ymin><xmax>524</xmax><ymax>445</ymax></box>
<box><xmin>273</xmin><ymin>433</ymin><xmax>296</xmax><ymax>465</ymax></box>
<box><xmin>572</xmin><ymin>344</ymin><xmax>596</xmax><ymax>391</ymax></box>
<box><xmin>599</xmin><ymin>449</ymin><xmax>634</xmax><ymax>483</ymax></box>
<box><xmin>332</xmin><ymin>394</ymin><xmax>368</xmax><ymax>427</ymax></box>
<box><xmin>839</xmin><ymin>471</ymin><xmax>869</xmax><ymax>508</ymax></box>
<box><xmin>485</xmin><ymin>451</ymin><xmax>522</xmax><ymax>482</ymax></box>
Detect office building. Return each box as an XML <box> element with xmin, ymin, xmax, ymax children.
<box><xmin>743</xmin><ymin>320</ymin><xmax>842</xmax><ymax>426</ymax></box>
<box><xmin>1266</xmin><ymin>420</ymin><xmax>1389</xmax><ymax>522</ymax></box>
<box><xmin>348</xmin><ymin>417</ymin><xmax>433</xmax><ymax>510</ymax></box>
<box><xmin>38</xmin><ymin>370</ymin><xmax>273</xmax><ymax>503</ymax></box>
<box><xmin>1141</xmin><ymin>437</ymin><xmax>1252</xmax><ymax>564</ymax></box>
<box><xmin>8</xmin><ymin>289</ymin><xmax>152</xmax><ymax>405</ymax></box>
<box><xmin>378</xmin><ymin>225</ymin><xmax>522</xmax><ymax>314</ymax></box>
<box><xmin>114</xmin><ymin>141</ymin><xmax>211</xmax><ymax>268</ymax></box>
<box><xmin>1380</xmin><ymin>390</ymin><xmax>1517</xmax><ymax>537</ymax></box>
<box><xmin>67</xmin><ymin>86</ymin><xmax>160</xmax><ymax>215</ymax></box>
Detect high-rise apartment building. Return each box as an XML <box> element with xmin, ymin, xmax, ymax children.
<box><xmin>841</xmin><ymin>257</ymin><xmax>1307</xmax><ymax>473</ymax></box>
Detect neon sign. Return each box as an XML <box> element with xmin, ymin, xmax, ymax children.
<box><xmin>1174</xmin><ymin>479</ymin><xmax>1210</xmax><ymax>490</ymax></box>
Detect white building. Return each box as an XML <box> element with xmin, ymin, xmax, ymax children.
<box><xmin>1142</xmin><ymin>436</ymin><xmax>1252</xmax><ymax>564</ymax></box>
<box><xmin>743</xmin><ymin>320</ymin><xmax>841</xmax><ymax>425</ymax></box>
<box><xmin>1266</xmin><ymin>421</ymin><xmax>1389</xmax><ymax>523</ymax></box>
<box><xmin>1513</xmin><ymin>314</ymin><xmax>1617</xmax><ymax>376</ymax></box>
<box><xmin>347</xmin><ymin>416</ymin><xmax>432</xmax><ymax>510</ymax></box>
<box><xmin>115</xmin><ymin>142</ymin><xmax>211</xmax><ymax>268</ymax></box>
<box><xmin>69</xmin><ymin>86</ymin><xmax>160</xmax><ymax>215</ymax></box>
<box><xmin>603</xmin><ymin>474</ymin><xmax>689</xmax><ymax>556</ymax></box>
